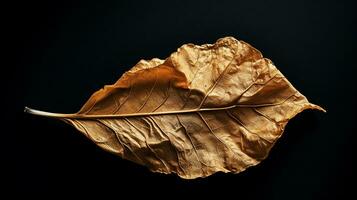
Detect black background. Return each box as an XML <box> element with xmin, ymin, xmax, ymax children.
<box><xmin>9</xmin><ymin>0</ymin><xmax>356</xmax><ymax>198</ymax></box>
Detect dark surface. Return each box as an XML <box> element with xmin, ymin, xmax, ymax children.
<box><xmin>9</xmin><ymin>0</ymin><xmax>356</xmax><ymax>198</ymax></box>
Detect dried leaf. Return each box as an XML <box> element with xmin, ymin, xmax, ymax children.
<box><xmin>25</xmin><ymin>37</ymin><xmax>325</xmax><ymax>179</ymax></box>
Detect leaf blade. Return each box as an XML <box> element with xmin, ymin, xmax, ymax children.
<box><xmin>25</xmin><ymin>37</ymin><xmax>325</xmax><ymax>179</ymax></box>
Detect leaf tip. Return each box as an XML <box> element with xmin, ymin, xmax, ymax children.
<box><xmin>309</xmin><ymin>104</ymin><xmax>327</xmax><ymax>113</ymax></box>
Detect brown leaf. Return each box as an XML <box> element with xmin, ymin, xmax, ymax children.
<box><xmin>25</xmin><ymin>37</ymin><xmax>325</xmax><ymax>179</ymax></box>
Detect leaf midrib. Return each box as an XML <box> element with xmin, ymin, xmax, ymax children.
<box><xmin>24</xmin><ymin>105</ymin><xmax>238</xmax><ymax>119</ymax></box>
<box><xmin>24</xmin><ymin>95</ymin><xmax>294</xmax><ymax>119</ymax></box>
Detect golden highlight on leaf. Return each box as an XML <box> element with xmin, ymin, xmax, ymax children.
<box><xmin>25</xmin><ymin>37</ymin><xmax>325</xmax><ymax>179</ymax></box>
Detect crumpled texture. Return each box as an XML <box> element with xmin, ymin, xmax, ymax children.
<box><xmin>26</xmin><ymin>37</ymin><xmax>325</xmax><ymax>179</ymax></box>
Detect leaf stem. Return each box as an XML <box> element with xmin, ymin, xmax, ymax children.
<box><xmin>24</xmin><ymin>107</ymin><xmax>77</xmax><ymax>118</ymax></box>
